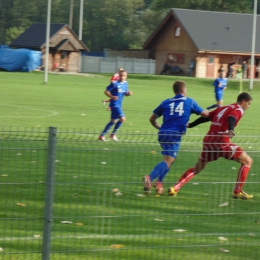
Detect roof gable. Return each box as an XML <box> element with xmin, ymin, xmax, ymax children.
<box><xmin>144</xmin><ymin>8</ymin><xmax>260</xmax><ymax>54</ymax></box>
<box><xmin>10</xmin><ymin>23</ymin><xmax>89</xmax><ymax>51</ymax></box>
<box><xmin>10</xmin><ymin>23</ymin><xmax>66</xmax><ymax>49</ymax></box>
<box><xmin>55</xmin><ymin>39</ymin><xmax>78</xmax><ymax>51</ymax></box>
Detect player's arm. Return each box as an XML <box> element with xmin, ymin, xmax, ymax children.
<box><xmin>188</xmin><ymin>110</ymin><xmax>210</xmax><ymax>128</ymax></box>
<box><xmin>125</xmin><ymin>90</ymin><xmax>133</xmax><ymax>96</ymax></box>
<box><xmin>224</xmin><ymin>115</ymin><xmax>236</xmax><ymax>137</ymax></box>
<box><xmin>149</xmin><ymin>113</ymin><xmax>161</xmax><ymax>130</ymax></box>
<box><xmin>188</xmin><ymin>116</ymin><xmax>210</xmax><ymax>128</ymax></box>
<box><xmin>104</xmin><ymin>89</ymin><xmax>118</xmax><ymax>100</ymax></box>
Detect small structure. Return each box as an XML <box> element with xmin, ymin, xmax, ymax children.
<box><xmin>143</xmin><ymin>8</ymin><xmax>260</xmax><ymax>78</ymax></box>
<box><xmin>0</xmin><ymin>48</ymin><xmax>41</xmax><ymax>72</ymax></box>
<box><xmin>10</xmin><ymin>23</ymin><xmax>89</xmax><ymax>72</ymax></box>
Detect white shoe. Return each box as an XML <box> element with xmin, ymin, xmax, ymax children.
<box><xmin>110</xmin><ymin>134</ymin><xmax>118</xmax><ymax>142</ymax></box>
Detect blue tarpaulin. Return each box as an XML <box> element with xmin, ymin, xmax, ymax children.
<box><xmin>0</xmin><ymin>48</ymin><xmax>41</xmax><ymax>72</ymax></box>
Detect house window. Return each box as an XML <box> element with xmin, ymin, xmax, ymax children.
<box><xmin>174</xmin><ymin>27</ymin><xmax>181</xmax><ymax>37</ymax></box>
<box><xmin>61</xmin><ymin>52</ymin><xmax>67</xmax><ymax>59</ymax></box>
<box><xmin>209</xmin><ymin>56</ymin><xmax>214</xmax><ymax>64</ymax></box>
<box><xmin>167</xmin><ymin>53</ymin><xmax>184</xmax><ymax>63</ymax></box>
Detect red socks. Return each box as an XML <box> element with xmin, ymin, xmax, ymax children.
<box><xmin>233</xmin><ymin>165</ymin><xmax>250</xmax><ymax>194</ymax></box>
<box><xmin>174</xmin><ymin>168</ymin><xmax>196</xmax><ymax>192</ymax></box>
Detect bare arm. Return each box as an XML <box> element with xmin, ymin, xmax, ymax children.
<box><xmin>200</xmin><ymin>109</ymin><xmax>209</xmax><ymax>118</ymax></box>
<box><xmin>104</xmin><ymin>90</ymin><xmax>118</xmax><ymax>100</ymax></box>
<box><xmin>149</xmin><ymin>114</ymin><xmax>161</xmax><ymax>130</ymax></box>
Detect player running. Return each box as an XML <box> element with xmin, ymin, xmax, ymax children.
<box><xmin>102</xmin><ymin>68</ymin><xmax>124</xmax><ymax>111</ymax></box>
<box><xmin>142</xmin><ymin>80</ymin><xmax>209</xmax><ymax>195</ymax></box>
<box><xmin>207</xmin><ymin>68</ymin><xmax>227</xmax><ymax>110</ymax></box>
<box><xmin>99</xmin><ymin>70</ymin><xmax>132</xmax><ymax>142</ymax></box>
<box><xmin>168</xmin><ymin>92</ymin><xmax>253</xmax><ymax>200</ymax></box>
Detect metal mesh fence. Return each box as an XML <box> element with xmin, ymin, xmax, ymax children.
<box><xmin>0</xmin><ymin>127</ymin><xmax>260</xmax><ymax>260</ymax></box>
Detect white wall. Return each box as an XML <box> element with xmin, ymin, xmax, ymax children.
<box><xmin>81</xmin><ymin>56</ymin><xmax>155</xmax><ymax>74</ymax></box>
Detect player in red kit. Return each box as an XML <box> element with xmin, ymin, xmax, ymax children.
<box><xmin>168</xmin><ymin>92</ymin><xmax>253</xmax><ymax>200</ymax></box>
<box><xmin>102</xmin><ymin>68</ymin><xmax>124</xmax><ymax>111</ymax></box>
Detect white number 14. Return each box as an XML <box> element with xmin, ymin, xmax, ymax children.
<box><xmin>169</xmin><ymin>102</ymin><xmax>184</xmax><ymax>116</ymax></box>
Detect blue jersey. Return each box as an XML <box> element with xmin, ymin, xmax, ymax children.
<box><xmin>106</xmin><ymin>80</ymin><xmax>128</xmax><ymax>108</ymax></box>
<box><xmin>153</xmin><ymin>94</ymin><xmax>204</xmax><ymax>134</ymax></box>
<box><xmin>213</xmin><ymin>77</ymin><xmax>227</xmax><ymax>94</ymax></box>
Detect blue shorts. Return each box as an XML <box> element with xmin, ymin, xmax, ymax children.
<box><xmin>111</xmin><ymin>106</ymin><xmax>125</xmax><ymax>120</ymax></box>
<box><xmin>215</xmin><ymin>93</ymin><xmax>223</xmax><ymax>101</ymax></box>
<box><xmin>158</xmin><ymin>131</ymin><xmax>181</xmax><ymax>158</ymax></box>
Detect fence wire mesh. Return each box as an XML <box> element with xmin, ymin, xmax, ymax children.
<box><xmin>0</xmin><ymin>128</ymin><xmax>259</xmax><ymax>260</ymax></box>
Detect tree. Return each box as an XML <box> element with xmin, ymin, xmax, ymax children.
<box><xmin>83</xmin><ymin>0</ymin><xmax>145</xmax><ymax>51</ymax></box>
<box><xmin>123</xmin><ymin>9</ymin><xmax>166</xmax><ymax>49</ymax></box>
<box><xmin>0</xmin><ymin>0</ymin><xmax>14</xmax><ymax>43</ymax></box>
<box><xmin>151</xmin><ymin>0</ymin><xmax>253</xmax><ymax>13</ymax></box>
<box><xmin>5</xmin><ymin>26</ymin><xmax>25</xmax><ymax>44</ymax></box>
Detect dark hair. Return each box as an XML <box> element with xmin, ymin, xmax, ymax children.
<box><xmin>173</xmin><ymin>81</ymin><xmax>186</xmax><ymax>94</ymax></box>
<box><xmin>237</xmin><ymin>92</ymin><xmax>252</xmax><ymax>102</ymax></box>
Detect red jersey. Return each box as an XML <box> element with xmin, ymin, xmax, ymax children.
<box><xmin>203</xmin><ymin>103</ymin><xmax>244</xmax><ymax>148</ymax></box>
<box><xmin>110</xmin><ymin>73</ymin><xmax>120</xmax><ymax>82</ymax></box>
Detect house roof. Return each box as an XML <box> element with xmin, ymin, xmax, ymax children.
<box><xmin>10</xmin><ymin>23</ymin><xmax>89</xmax><ymax>51</ymax></box>
<box><xmin>55</xmin><ymin>39</ymin><xmax>78</xmax><ymax>51</ymax></box>
<box><xmin>143</xmin><ymin>8</ymin><xmax>260</xmax><ymax>54</ymax></box>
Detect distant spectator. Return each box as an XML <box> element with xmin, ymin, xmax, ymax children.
<box><xmin>227</xmin><ymin>62</ymin><xmax>235</xmax><ymax>78</ymax></box>
<box><xmin>53</xmin><ymin>63</ymin><xmax>59</xmax><ymax>71</ymax></box>
<box><xmin>160</xmin><ymin>62</ymin><xmax>170</xmax><ymax>75</ymax></box>
<box><xmin>218</xmin><ymin>64</ymin><xmax>224</xmax><ymax>73</ymax></box>
<box><xmin>242</xmin><ymin>60</ymin><xmax>248</xmax><ymax>79</ymax></box>
<box><xmin>187</xmin><ymin>59</ymin><xmax>195</xmax><ymax>76</ymax></box>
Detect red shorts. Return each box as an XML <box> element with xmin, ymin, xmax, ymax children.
<box><xmin>200</xmin><ymin>135</ymin><xmax>244</xmax><ymax>162</ymax></box>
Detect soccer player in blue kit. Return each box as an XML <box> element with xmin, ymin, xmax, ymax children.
<box><xmin>143</xmin><ymin>80</ymin><xmax>209</xmax><ymax>195</ymax></box>
<box><xmin>99</xmin><ymin>70</ymin><xmax>133</xmax><ymax>142</ymax></box>
<box><xmin>207</xmin><ymin>69</ymin><xmax>227</xmax><ymax>110</ymax></box>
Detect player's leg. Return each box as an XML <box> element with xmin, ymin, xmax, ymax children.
<box><xmin>220</xmin><ymin>143</ymin><xmax>253</xmax><ymax>199</ymax></box>
<box><xmin>102</xmin><ymin>100</ymin><xmax>108</xmax><ymax>106</ymax></box>
<box><xmin>99</xmin><ymin>119</ymin><xmax>116</xmax><ymax>141</ymax></box>
<box><xmin>102</xmin><ymin>99</ymin><xmax>112</xmax><ymax>106</ymax></box>
<box><xmin>99</xmin><ymin>108</ymin><xmax>118</xmax><ymax>140</ymax></box>
<box><xmin>168</xmin><ymin>158</ymin><xmax>208</xmax><ymax>196</ymax></box>
<box><xmin>143</xmin><ymin>155</ymin><xmax>175</xmax><ymax>195</ymax></box>
<box><xmin>216</xmin><ymin>99</ymin><xmax>223</xmax><ymax>107</ymax></box>
<box><xmin>207</xmin><ymin>94</ymin><xmax>221</xmax><ymax>110</ymax></box>
<box><xmin>232</xmin><ymin>151</ymin><xmax>253</xmax><ymax>199</ymax></box>
<box><xmin>156</xmin><ymin>161</ymin><xmax>174</xmax><ymax>195</ymax></box>
<box><xmin>168</xmin><ymin>143</ymin><xmax>214</xmax><ymax>196</ymax></box>
<box><xmin>107</xmin><ymin>99</ymin><xmax>112</xmax><ymax>110</ymax></box>
<box><xmin>110</xmin><ymin>108</ymin><xmax>125</xmax><ymax>142</ymax></box>
<box><xmin>143</xmin><ymin>134</ymin><xmax>180</xmax><ymax>195</ymax></box>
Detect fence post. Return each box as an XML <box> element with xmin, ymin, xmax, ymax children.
<box><xmin>42</xmin><ymin>127</ymin><xmax>57</xmax><ymax>260</ymax></box>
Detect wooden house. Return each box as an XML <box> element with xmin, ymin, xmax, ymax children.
<box><xmin>10</xmin><ymin>23</ymin><xmax>89</xmax><ymax>72</ymax></box>
<box><xmin>143</xmin><ymin>8</ymin><xmax>260</xmax><ymax>78</ymax></box>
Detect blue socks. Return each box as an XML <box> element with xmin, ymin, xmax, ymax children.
<box><xmin>207</xmin><ymin>104</ymin><xmax>217</xmax><ymax>110</ymax></box>
<box><xmin>101</xmin><ymin>121</ymin><xmax>115</xmax><ymax>136</ymax></box>
<box><xmin>149</xmin><ymin>161</ymin><xmax>168</xmax><ymax>182</ymax></box>
<box><xmin>101</xmin><ymin>121</ymin><xmax>123</xmax><ymax>136</ymax></box>
<box><xmin>158</xmin><ymin>167</ymin><xmax>170</xmax><ymax>182</ymax></box>
<box><xmin>111</xmin><ymin>121</ymin><xmax>122</xmax><ymax>135</ymax></box>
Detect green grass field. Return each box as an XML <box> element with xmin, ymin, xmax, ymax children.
<box><xmin>0</xmin><ymin>71</ymin><xmax>260</xmax><ymax>260</ymax></box>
